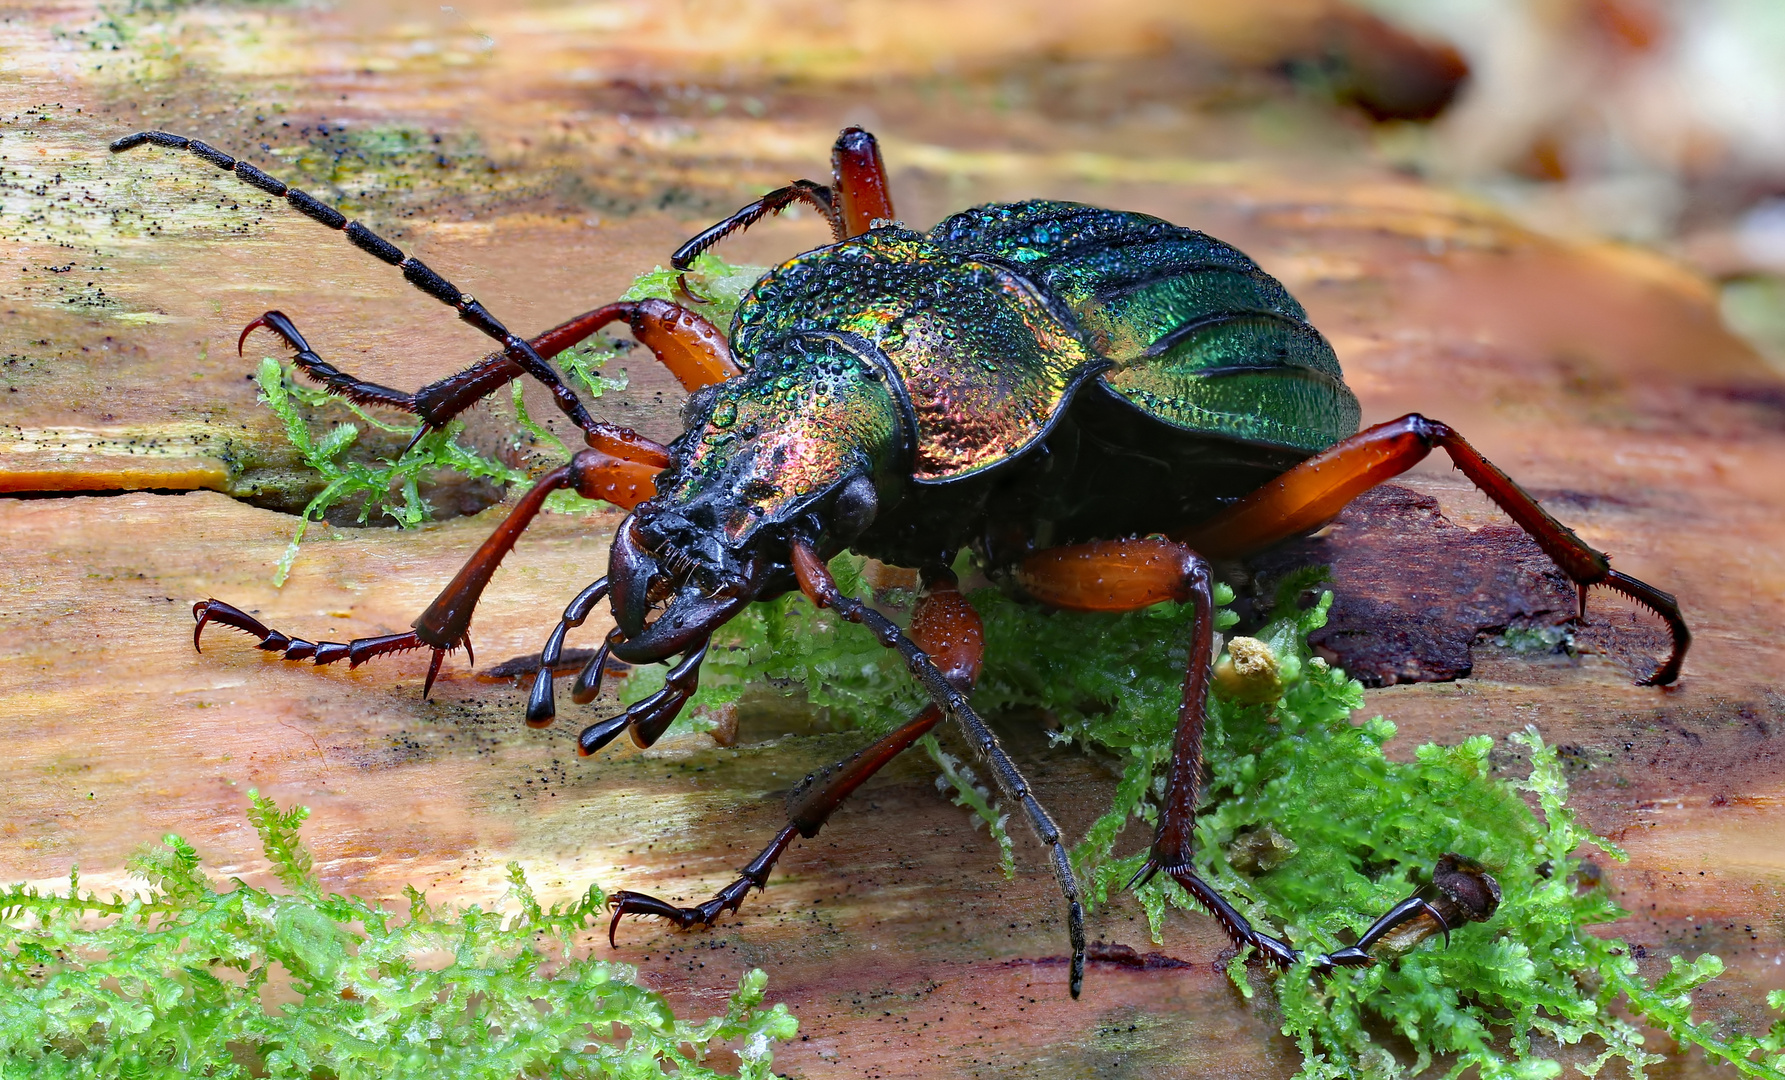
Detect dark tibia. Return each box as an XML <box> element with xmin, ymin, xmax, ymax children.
<box><xmin>577</xmin><ymin>638</ymin><xmax>711</xmax><ymax>757</ymax></box>
<box><xmin>671</xmin><ymin>180</ymin><xmax>842</xmax><ymax>273</ymax></box>
<box><xmin>113</xmin><ymin>131</ymin><xmax>598</xmax><ymax>434</ymax></box>
<box><xmin>790</xmin><ymin>542</ymin><xmax>1087</xmax><ymax>998</ymax></box>
<box><xmin>192</xmin><ymin>599</ymin><xmax>463</xmax><ymax>696</ymax></box>
<box><xmin>526</xmin><ymin>577</ymin><xmax>611</xmax><ymax>728</ymax></box>
<box><xmin>607</xmin><ymin>824</ymin><xmax>800</xmax><ymax>945</ymax></box>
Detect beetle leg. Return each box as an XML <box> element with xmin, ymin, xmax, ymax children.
<box><xmin>191</xmin><ymin>598</ymin><xmax>469</xmax><ymax>695</ymax></box>
<box><xmin>606</xmin><ymin>569</ymin><xmax>981</xmax><ymax>946</ymax></box>
<box><xmin>789</xmin><ymin>544</ymin><xmax>1089</xmax><ymax>997</ymax></box>
<box><xmin>671</xmin><ymin>180</ymin><xmax>841</xmax><ymax>279</ymax></box>
<box><xmin>1173</xmin><ymin>413</ymin><xmax>1689</xmax><ymax>685</ymax></box>
<box><xmin>667</xmin><ymin>126</ymin><xmax>896</xmax><ymax>278</ymax></box>
<box><xmin>194</xmin><ymin>446</ymin><xmax>665</xmax><ymax>697</ymax></box>
<box><xmin>238</xmin><ymin>300</ymin><xmax>733</xmax><ymax>453</ymax></box>
<box><xmin>1018</xmin><ymin>540</ymin><xmax>1509</xmax><ymax>971</ymax></box>
<box><xmin>1018</xmin><ymin>539</ymin><xmax>1303</xmax><ymax>963</ymax></box>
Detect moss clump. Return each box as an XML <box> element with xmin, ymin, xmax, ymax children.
<box><xmin>0</xmin><ymin>792</ymin><xmax>796</xmax><ymax>1078</ymax></box>
<box><xmin>624</xmin><ymin>560</ymin><xmax>1785</xmax><ymax>1079</ymax></box>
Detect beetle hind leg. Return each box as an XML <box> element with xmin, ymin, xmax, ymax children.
<box><xmin>1175</xmin><ymin>413</ymin><xmax>1689</xmax><ymax>686</ymax></box>
<box><xmin>1018</xmin><ymin>538</ymin><xmax>1502</xmax><ymax>972</ymax></box>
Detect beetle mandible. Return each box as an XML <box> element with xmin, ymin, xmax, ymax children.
<box><xmin>112</xmin><ymin>126</ymin><xmax>1689</xmax><ymax>998</ymax></box>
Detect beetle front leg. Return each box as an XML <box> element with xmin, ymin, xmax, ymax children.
<box><xmin>1174</xmin><ymin>413</ymin><xmax>1689</xmax><ymax>685</ymax></box>
<box><xmin>606</xmin><ymin>568</ymin><xmax>981</xmax><ymax>947</ymax></box>
<box><xmin>195</xmin><ymin>444</ymin><xmax>665</xmax><ymax>697</ymax></box>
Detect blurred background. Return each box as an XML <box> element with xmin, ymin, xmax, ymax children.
<box><xmin>11</xmin><ymin>0</ymin><xmax>1784</xmax><ymax>369</ymax></box>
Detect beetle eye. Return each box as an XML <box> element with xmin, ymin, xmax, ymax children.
<box><xmin>831</xmin><ymin>474</ymin><xmax>878</xmax><ymax>540</ymax></box>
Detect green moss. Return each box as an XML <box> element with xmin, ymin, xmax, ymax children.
<box><xmin>623</xmin><ymin>560</ymin><xmax>1785</xmax><ymax>1078</ymax></box>
<box><xmin>252</xmin><ymin>344</ymin><xmax>626</xmax><ymax>585</ymax></box>
<box><xmin>0</xmin><ymin>792</ymin><xmax>796</xmax><ymax>1078</ymax></box>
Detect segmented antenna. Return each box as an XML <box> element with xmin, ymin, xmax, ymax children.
<box><xmin>110</xmin><ymin>130</ymin><xmax>598</xmax><ymax>434</ymax></box>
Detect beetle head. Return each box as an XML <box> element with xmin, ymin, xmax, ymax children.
<box><xmin>608</xmin><ymin>335</ymin><xmax>907</xmax><ymax>663</ymax></box>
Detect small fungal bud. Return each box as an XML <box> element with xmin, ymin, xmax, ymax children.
<box><xmin>705</xmin><ymin>703</ymin><xmax>739</xmax><ymax>748</ymax></box>
<box><xmin>1214</xmin><ymin>636</ymin><xmax>1283</xmax><ymax>704</ymax></box>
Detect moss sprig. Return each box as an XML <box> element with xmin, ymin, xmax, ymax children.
<box><xmin>0</xmin><ymin>792</ymin><xmax>797</xmax><ymax>1078</ymax></box>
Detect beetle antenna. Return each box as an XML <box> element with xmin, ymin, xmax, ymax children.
<box><xmin>110</xmin><ymin>130</ymin><xmax>599</xmax><ymax>435</ymax></box>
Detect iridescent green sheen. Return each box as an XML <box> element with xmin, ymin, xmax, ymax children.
<box><xmin>655</xmin><ymin>337</ymin><xmax>904</xmax><ymax>541</ymax></box>
<box><xmin>734</xmin><ymin>229</ymin><xmax>1107</xmax><ymax>482</ymax></box>
<box><xmin>710</xmin><ymin>202</ymin><xmax>1357</xmax><ymax>502</ymax></box>
<box><xmin>927</xmin><ymin>201</ymin><xmax>1361</xmax><ymax>453</ymax></box>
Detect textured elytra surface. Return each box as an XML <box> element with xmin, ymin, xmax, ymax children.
<box><xmin>3</xmin><ymin>2</ymin><xmax>1785</xmax><ymax>1077</ymax></box>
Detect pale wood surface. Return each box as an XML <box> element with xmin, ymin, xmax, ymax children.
<box><xmin>2</xmin><ymin>3</ymin><xmax>1783</xmax><ymax>1076</ymax></box>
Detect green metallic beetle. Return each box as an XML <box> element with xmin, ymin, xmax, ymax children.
<box><xmin>126</xmin><ymin>126</ymin><xmax>1686</xmax><ymax>999</ymax></box>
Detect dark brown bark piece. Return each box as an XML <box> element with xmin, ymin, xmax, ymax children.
<box><xmin>1239</xmin><ymin>484</ymin><xmax>1579</xmax><ymax>686</ymax></box>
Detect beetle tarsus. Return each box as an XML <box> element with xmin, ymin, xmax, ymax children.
<box><xmin>607</xmin><ymin>823</ymin><xmax>801</xmax><ymax>946</ymax></box>
<box><xmin>191</xmin><ymin>598</ymin><xmax>463</xmax><ymax>695</ymax></box>
<box><xmin>577</xmin><ymin>638</ymin><xmax>710</xmax><ymax>756</ymax></box>
<box><xmin>1168</xmin><ymin>853</ymin><xmax>1501</xmax><ymax>972</ymax></box>
<box><xmin>1599</xmin><ymin>569</ymin><xmax>1690</xmax><ymax>686</ymax></box>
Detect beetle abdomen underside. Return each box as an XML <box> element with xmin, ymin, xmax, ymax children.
<box><xmin>929</xmin><ymin>201</ymin><xmax>1361</xmax><ymax>453</ymax></box>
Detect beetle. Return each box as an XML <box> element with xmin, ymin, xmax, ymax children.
<box><xmin>113</xmin><ymin>126</ymin><xmax>1688</xmax><ymax>998</ymax></box>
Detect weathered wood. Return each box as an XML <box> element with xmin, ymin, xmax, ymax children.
<box><xmin>3</xmin><ymin>2</ymin><xmax>1784</xmax><ymax>1076</ymax></box>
